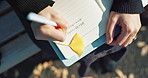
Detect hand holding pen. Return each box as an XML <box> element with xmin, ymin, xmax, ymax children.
<box><xmin>27</xmin><ymin>6</ymin><xmax>68</xmax><ymax>42</ymax></box>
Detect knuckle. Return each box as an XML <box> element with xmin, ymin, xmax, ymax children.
<box><xmin>126</xmin><ymin>28</ymin><xmax>132</xmax><ymax>34</ymax></box>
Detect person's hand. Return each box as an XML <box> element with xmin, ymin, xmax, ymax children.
<box><xmin>106</xmin><ymin>11</ymin><xmax>141</xmax><ymax>47</ymax></box>
<box><xmin>31</xmin><ymin>6</ymin><xmax>68</xmax><ymax>42</ymax></box>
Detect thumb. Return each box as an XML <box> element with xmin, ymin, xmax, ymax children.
<box><xmin>106</xmin><ymin>16</ymin><xmax>118</xmax><ymax>44</ymax></box>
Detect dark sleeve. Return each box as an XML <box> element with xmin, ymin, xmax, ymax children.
<box><xmin>6</xmin><ymin>0</ymin><xmax>55</xmax><ymax>17</ymax></box>
<box><xmin>111</xmin><ymin>0</ymin><xmax>144</xmax><ymax>14</ymax></box>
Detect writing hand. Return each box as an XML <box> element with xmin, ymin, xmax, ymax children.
<box><xmin>31</xmin><ymin>6</ymin><xmax>68</xmax><ymax>42</ymax></box>
<box><xmin>106</xmin><ymin>11</ymin><xmax>141</xmax><ymax>47</ymax></box>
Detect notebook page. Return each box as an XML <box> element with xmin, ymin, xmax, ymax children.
<box><xmin>52</xmin><ymin>0</ymin><xmax>103</xmax><ymax>59</ymax></box>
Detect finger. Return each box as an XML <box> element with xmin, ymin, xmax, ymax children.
<box><xmin>48</xmin><ymin>28</ymin><xmax>67</xmax><ymax>42</ymax></box>
<box><xmin>111</xmin><ymin>28</ymin><xmax>130</xmax><ymax>46</ymax></box>
<box><xmin>106</xmin><ymin>16</ymin><xmax>118</xmax><ymax>44</ymax></box>
<box><xmin>122</xmin><ymin>33</ymin><xmax>137</xmax><ymax>47</ymax></box>
<box><xmin>37</xmin><ymin>24</ymin><xmax>67</xmax><ymax>42</ymax></box>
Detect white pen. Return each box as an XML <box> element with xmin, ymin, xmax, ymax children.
<box><xmin>27</xmin><ymin>12</ymin><xmax>58</xmax><ymax>26</ymax></box>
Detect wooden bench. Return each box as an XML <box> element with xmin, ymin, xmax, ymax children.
<box><xmin>0</xmin><ymin>1</ymin><xmax>41</xmax><ymax>74</ymax></box>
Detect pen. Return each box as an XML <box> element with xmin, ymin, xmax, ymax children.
<box><xmin>27</xmin><ymin>12</ymin><xmax>58</xmax><ymax>26</ymax></box>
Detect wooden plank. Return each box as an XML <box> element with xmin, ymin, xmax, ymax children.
<box><xmin>0</xmin><ymin>1</ymin><xmax>12</xmax><ymax>16</ymax></box>
<box><xmin>0</xmin><ymin>11</ymin><xmax>25</xmax><ymax>45</ymax></box>
<box><xmin>0</xmin><ymin>33</ymin><xmax>41</xmax><ymax>74</ymax></box>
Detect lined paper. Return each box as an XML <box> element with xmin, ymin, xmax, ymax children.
<box><xmin>52</xmin><ymin>0</ymin><xmax>106</xmax><ymax>59</ymax></box>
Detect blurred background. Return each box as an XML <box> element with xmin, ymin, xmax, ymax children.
<box><xmin>0</xmin><ymin>1</ymin><xmax>148</xmax><ymax>78</ymax></box>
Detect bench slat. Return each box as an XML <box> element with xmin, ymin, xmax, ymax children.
<box><xmin>0</xmin><ymin>11</ymin><xmax>25</xmax><ymax>45</ymax></box>
<box><xmin>0</xmin><ymin>1</ymin><xmax>12</xmax><ymax>16</ymax></box>
<box><xmin>0</xmin><ymin>33</ymin><xmax>40</xmax><ymax>73</ymax></box>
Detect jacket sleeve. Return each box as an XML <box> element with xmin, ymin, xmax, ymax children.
<box><xmin>111</xmin><ymin>0</ymin><xmax>144</xmax><ymax>14</ymax></box>
<box><xmin>6</xmin><ymin>0</ymin><xmax>55</xmax><ymax>17</ymax></box>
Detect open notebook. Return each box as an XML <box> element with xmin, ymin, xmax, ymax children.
<box><xmin>49</xmin><ymin>0</ymin><xmax>114</xmax><ymax>66</ymax></box>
